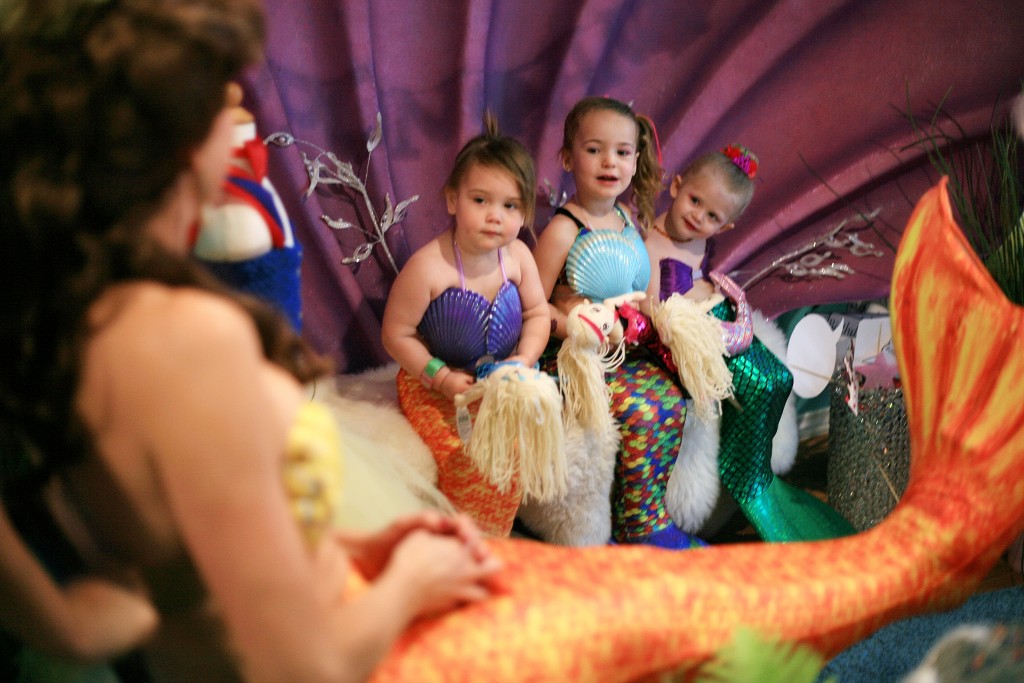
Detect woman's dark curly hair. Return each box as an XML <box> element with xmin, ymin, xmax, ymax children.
<box><xmin>0</xmin><ymin>0</ymin><xmax>327</xmax><ymax>494</ymax></box>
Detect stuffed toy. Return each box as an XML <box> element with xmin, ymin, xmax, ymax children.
<box><xmin>192</xmin><ymin>82</ymin><xmax>303</xmax><ymax>331</ymax></box>
<box><xmin>517</xmin><ymin>299</ymin><xmax>627</xmax><ymax>546</ymax></box>
<box><xmin>452</xmin><ymin>362</ymin><xmax>567</xmax><ymax>505</ymax></box>
<box><xmin>555</xmin><ymin>298</ymin><xmax>626</xmax><ymax>432</ymax></box>
<box><xmin>519</xmin><ymin>296</ymin><xmax>799</xmax><ymax>544</ymax></box>
<box><xmin>650</xmin><ymin>292</ymin><xmax>735</xmax><ymax>422</ymax></box>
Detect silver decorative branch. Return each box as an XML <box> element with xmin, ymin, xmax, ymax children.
<box><xmin>265</xmin><ymin>113</ymin><xmax>417</xmax><ymax>275</ymax></box>
<box><xmin>540</xmin><ymin>179</ymin><xmax>568</xmax><ymax>208</ymax></box>
<box><xmin>739</xmin><ymin>208</ymin><xmax>884</xmax><ymax>290</ymax></box>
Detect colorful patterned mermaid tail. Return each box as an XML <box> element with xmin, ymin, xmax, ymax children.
<box><xmin>395</xmin><ymin>369</ymin><xmax>522</xmax><ymax>537</ymax></box>
<box><xmin>606</xmin><ymin>352</ymin><xmax>706</xmax><ymax>549</ymax></box>
<box><xmin>713</xmin><ymin>302</ymin><xmax>856</xmax><ymax>542</ymax></box>
<box><xmin>371</xmin><ymin>179</ymin><xmax>1024</xmax><ymax>681</ymax></box>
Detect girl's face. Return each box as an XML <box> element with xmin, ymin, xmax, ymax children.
<box><xmin>445</xmin><ymin>162</ymin><xmax>525</xmax><ymax>254</ymax></box>
<box><xmin>562</xmin><ymin>109</ymin><xmax>638</xmax><ymax>203</ymax></box>
<box><xmin>663</xmin><ymin>168</ymin><xmax>742</xmax><ymax>242</ymax></box>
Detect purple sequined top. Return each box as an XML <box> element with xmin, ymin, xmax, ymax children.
<box><xmin>658</xmin><ymin>244</ymin><xmax>713</xmax><ymax>300</ymax></box>
<box><xmin>417</xmin><ymin>238</ymin><xmax>522</xmax><ymax>371</ymax></box>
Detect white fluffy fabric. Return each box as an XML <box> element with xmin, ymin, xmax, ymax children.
<box><xmin>664</xmin><ymin>399</ymin><xmax>723</xmax><ymax>534</ymax></box>
<box><xmin>333</xmin><ymin>363</ymin><xmax>620</xmax><ymax>546</ymax></box>
<box><xmin>516</xmin><ymin>416</ymin><xmax>620</xmax><ymax>546</ymax></box>
<box><xmin>322</xmin><ymin>367</ymin><xmax>438</xmax><ymax>487</ymax></box>
<box><xmin>665</xmin><ymin>309</ymin><xmax>799</xmax><ymax>535</ymax></box>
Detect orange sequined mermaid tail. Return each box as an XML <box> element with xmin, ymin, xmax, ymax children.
<box><xmin>371</xmin><ymin>179</ymin><xmax>1024</xmax><ymax>681</ymax></box>
<box><xmin>395</xmin><ymin>368</ymin><xmax>522</xmax><ymax>537</ymax></box>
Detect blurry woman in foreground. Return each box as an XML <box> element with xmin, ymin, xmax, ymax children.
<box><xmin>0</xmin><ymin>1</ymin><xmax>500</xmax><ymax>681</ymax></box>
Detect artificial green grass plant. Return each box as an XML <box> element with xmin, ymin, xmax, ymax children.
<box><xmin>902</xmin><ymin>86</ymin><xmax>1024</xmax><ymax>305</ymax></box>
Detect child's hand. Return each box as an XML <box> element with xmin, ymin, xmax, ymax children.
<box><xmin>437</xmin><ymin>368</ymin><xmax>474</xmax><ymax>400</ymax></box>
<box><xmin>502</xmin><ymin>354</ymin><xmax>535</xmax><ymax>369</ymax></box>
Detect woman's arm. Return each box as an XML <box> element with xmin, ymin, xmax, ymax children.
<box><xmin>121</xmin><ymin>291</ymin><xmax>495</xmax><ymax>683</ymax></box>
<box><xmin>0</xmin><ymin>505</ymin><xmax>158</xmax><ymax>661</ymax></box>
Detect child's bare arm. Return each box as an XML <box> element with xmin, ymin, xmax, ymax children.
<box><xmin>381</xmin><ymin>251</ymin><xmax>441</xmax><ymax>381</ymax></box>
<box><xmin>507</xmin><ymin>240</ymin><xmax>550</xmax><ymax>366</ymax></box>
<box><xmin>532</xmin><ymin>216</ymin><xmax>582</xmax><ymax>338</ymax></box>
<box><xmin>381</xmin><ymin>245</ymin><xmax>473</xmax><ymax>398</ymax></box>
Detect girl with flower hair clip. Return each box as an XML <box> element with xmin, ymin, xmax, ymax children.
<box><xmin>640</xmin><ymin>145</ymin><xmax>855</xmax><ymax>542</ymax></box>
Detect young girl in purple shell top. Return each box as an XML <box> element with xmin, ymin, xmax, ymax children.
<box><xmin>381</xmin><ymin>115</ymin><xmax>553</xmax><ymax>537</ymax></box>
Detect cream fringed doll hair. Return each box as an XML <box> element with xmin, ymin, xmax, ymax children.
<box><xmin>556</xmin><ymin>301</ymin><xmax>626</xmax><ymax>432</ymax></box>
<box><xmin>652</xmin><ymin>294</ymin><xmax>734</xmax><ymax>422</ymax></box>
<box><xmin>454</xmin><ymin>364</ymin><xmax>567</xmax><ymax>503</ymax></box>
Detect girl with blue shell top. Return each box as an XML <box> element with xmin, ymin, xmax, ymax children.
<box><xmin>532</xmin><ymin>96</ymin><xmax>706</xmax><ymax>550</ymax></box>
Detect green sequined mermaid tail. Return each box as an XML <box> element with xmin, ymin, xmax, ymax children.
<box><xmin>713</xmin><ymin>302</ymin><xmax>855</xmax><ymax>542</ymax></box>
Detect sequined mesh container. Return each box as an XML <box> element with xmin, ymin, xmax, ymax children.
<box><xmin>827</xmin><ymin>382</ymin><xmax>910</xmax><ymax>531</ymax></box>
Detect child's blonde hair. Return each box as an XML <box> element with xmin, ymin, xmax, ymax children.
<box><xmin>444</xmin><ymin>112</ymin><xmax>537</xmax><ymax>234</ymax></box>
<box><xmin>679</xmin><ymin>146</ymin><xmax>759</xmax><ymax>220</ymax></box>
<box><xmin>560</xmin><ymin>96</ymin><xmax>664</xmax><ymax>235</ymax></box>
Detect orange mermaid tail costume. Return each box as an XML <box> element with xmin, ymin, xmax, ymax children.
<box><xmin>371</xmin><ymin>178</ymin><xmax>1024</xmax><ymax>681</ymax></box>
<box><xmin>396</xmin><ymin>368</ymin><xmax>522</xmax><ymax>537</ymax></box>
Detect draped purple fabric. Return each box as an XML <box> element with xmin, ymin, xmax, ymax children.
<box><xmin>243</xmin><ymin>0</ymin><xmax>1024</xmax><ymax>373</ymax></box>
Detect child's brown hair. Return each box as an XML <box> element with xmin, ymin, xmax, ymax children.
<box><xmin>444</xmin><ymin>112</ymin><xmax>537</xmax><ymax>234</ymax></box>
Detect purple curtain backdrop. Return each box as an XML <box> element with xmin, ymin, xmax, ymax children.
<box><xmin>242</xmin><ymin>0</ymin><xmax>1024</xmax><ymax>373</ymax></box>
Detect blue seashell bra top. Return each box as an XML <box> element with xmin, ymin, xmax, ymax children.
<box><xmin>545</xmin><ymin>205</ymin><xmax>705</xmax><ymax>550</ymax></box>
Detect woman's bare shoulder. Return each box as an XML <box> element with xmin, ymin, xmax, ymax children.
<box><xmin>86</xmin><ymin>283</ymin><xmax>261</xmax><ymax>383</ymax></box>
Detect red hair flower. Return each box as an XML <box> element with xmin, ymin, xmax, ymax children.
<box><xmin>722</xmin><ymin>144</ymin><xmax>759</xmax><ymax>179</ymax></box>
